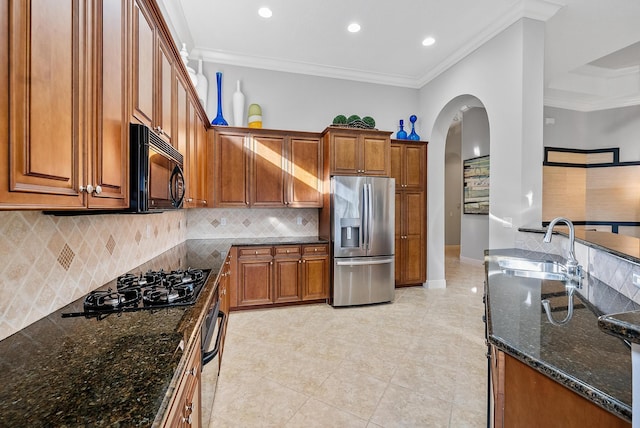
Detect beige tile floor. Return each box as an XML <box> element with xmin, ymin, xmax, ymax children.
<box><xmin>204</xmin><ymin>246</ymin><xmax>487</xmax><ymax>427</ymax></box>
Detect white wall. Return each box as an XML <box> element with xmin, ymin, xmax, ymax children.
<box><xmin>197</xmin><ymin>64</ymin><xmax>419</xmax><ymax>134</ymax></box>
<box><xmin>418</xmin><ymin>18</ymin><xmax>545</xmax><ymax>288</ymax></box>
<box><xmin>460</xmin><ymin>108</ymin><xmax>490</xmax><ymax>262</ymax></box>
<box><xmin>445</xmin><ymin>122</ymin><xmax>462</xmax><ymax>245</ymax></box>
<box><xmin>544</xmin><ymin>105</ymin><xmax>640</xmax><ymax>162</ymax></box>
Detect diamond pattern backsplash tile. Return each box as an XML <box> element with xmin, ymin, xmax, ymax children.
<box><xmin>187</xmin><ymin>208</ymin><xmax>319</xmax><ymax>239</ymax></box>
<box><xmin>0</xmin><ymin>210</ymin><xmax>187</xmax><ymax>341</ymax></box>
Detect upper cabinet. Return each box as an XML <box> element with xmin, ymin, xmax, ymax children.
<box><xmin>323</xmin><ymin>128</ymin><xmax>391</xmax><ymax>176</ymax></box>
<box><xmin>212</xmin><ymin>127</ymin><xmax>323</xmax><ymax>208</ymax></box>
<box><xmin>131</xmin><ymin>0</ymin><xmax>174</xmax><ymax>146</ymax></box>
<box><xmin>0</xmin><ymin>0</ymin><xmax>129</xmax><ymax>210</ymax></box>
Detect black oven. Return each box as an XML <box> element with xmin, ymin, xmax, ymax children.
<box><xmin>129</xmin><ymin>123</ymin><xmax>185</xmax><ymax>213</ymax></box>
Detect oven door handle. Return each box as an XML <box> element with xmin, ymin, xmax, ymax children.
<box><xmin>202</xmin><ymin>310</ymin><xmax>226</xmax><ymax>366</ymax></box>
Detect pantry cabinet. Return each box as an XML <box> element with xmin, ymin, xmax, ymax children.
<box><xmin>323</xmin><ymin>128</ymin><xmax>391</xmax><ymax>176</ymax></box>
<box><xmin>1</xmin><ymin>0</ymin><xmax>129</xmax><ymax>210</ymax></box>
<box><xmin>231</xmin><ymin>243</ymin><xmax>329</xmax><ymax>309</ymax></box>
<box><xmin>390</xmin><ymin>141</ymin><xmax>427</xmax><ymax>286</ymax></box>
<box><xmin>212</xmin><ymin>127</ymin><xmax>322</xmax><ymax>208</ymax></box>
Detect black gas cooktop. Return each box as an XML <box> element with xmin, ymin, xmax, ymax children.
<box><xmin>62</xmin><ymin>268</ymin><xmax>210</xmax><ymax>319</ymax></box>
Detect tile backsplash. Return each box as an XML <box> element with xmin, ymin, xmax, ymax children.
<box><xmin>186</xmin><ymin>208</ymin><xmax>318</xmax><ymax>239</ymax></box>
<box><xmin>0</xmin><ymin>207</ymin><xmax>320</xmax><ymax>341</ymax></box>
<box><xmin>0</xmin><ymin>210</ymin><xmax>187</xmax><ymax>340</ymax></box>
<box><xmin>516</xmin><ymin>230</ymin><xmax>640</xmax><ymax>305</ymax></box>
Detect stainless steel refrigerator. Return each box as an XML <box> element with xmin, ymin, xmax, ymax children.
<box><xmin>331</xmin><ymin>176</ymin><xmax>395</xmax><ymax>306</ymax></box>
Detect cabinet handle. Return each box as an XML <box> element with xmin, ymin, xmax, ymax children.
<box><xmin>185</xmin><ymin>403</ymin><xmax>193</xmax><ymax>412</ymax></box>
<box><xmin>203</xmin><ymin>200</ymin><xmax>207</xmax><ymax>205</ymax></box>
<box><xmin>85</xmin><ymin>184</ymin><xmax>94</xmax><ymax>194</ymax></box>
<box><xmin>314</xmin><ymin>248</ymin><xmax>318</xmax><ymax>252</ymax></box>
<box><xmin>246</xmin><ymin>202</ymin><xmax>249</xmax><ymax>205</ymax></box>
<box><xmin>270</xmin><ymin>261</ymin><xmax>273</xmax><ymax>265</ymax></box>
<box><xmin>298</xmin><ymin>260</ymin><xmax>301</xmax><ymax>264</ymax></box>
<box><xmin>94</xmin><ymin>185</ymin><xmax>102</xmax><ymax>195</ymax></box>
<box><xmin>182</xmin><ymin>414</ymin><xmax>192</xmax><ymax>425</ymax></box>
<box><xmin>187</xmin><ymin>367</ymin><xmax>196</xmax><ymax>376</ymax></box>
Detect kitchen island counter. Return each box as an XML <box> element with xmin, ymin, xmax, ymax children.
<box><xmin>0</xmin><ymin>237</ymin><xmax>324</xmax><ymax>427</ymax></box>
<box><xmin>485</xmin><ymin>248</ymin><xmax>638</xmax><ymax>423</ymax></box>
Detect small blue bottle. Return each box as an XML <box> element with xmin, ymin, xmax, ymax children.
<box><xmin>408</xmin><ymin>115</ymin><xmax>420</xmax><ymax>140</ymax></box>
<box><xmin>396</xmin><ymin>119</ymin><xmax>408</xmax><ymax>140</ymax></box>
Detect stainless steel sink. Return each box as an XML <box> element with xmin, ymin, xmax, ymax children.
<box><xmin>497</xmin><ymin>258</ymin><xmax>568</xmax><ymax>281</ymax></box>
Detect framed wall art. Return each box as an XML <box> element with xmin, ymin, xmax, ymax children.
<box><xmin>463</xmin><ymin>155</ymin><xmax>490</xmax><ymax>214</ymax></box>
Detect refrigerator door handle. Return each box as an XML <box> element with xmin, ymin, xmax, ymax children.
<box><xmin>367</xmin><ymin>183</ymin><xmax>373</xmax><ymax>250</ymax></box>
<box><xmin>361</xmin><ymin>184</ymin><xmax>368</xmax><ymax>249</ymax></box>
<box><xmin>336</xmin><ymin>258</ymin><xmax>394</xmax><ymax>266</ymax></box>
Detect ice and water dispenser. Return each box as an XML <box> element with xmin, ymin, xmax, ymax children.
<box><xmin>340</xmin><ymin>218</ymin><xmax>360</xmax><ymax>248</ymax></box>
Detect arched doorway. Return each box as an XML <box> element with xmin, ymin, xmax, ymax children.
<box><xmin>427</xmin><ymin>95</ymin><xmax>488</xmax><ymax>288</ymax></box>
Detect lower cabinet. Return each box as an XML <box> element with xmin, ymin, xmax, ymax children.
<box><xmin>232</xmin><ymin>244</ymin><xmax>329</xmax><ymax>309</ymax></box>
<box><xmin>164</xmin><ymin>334</ymin><xmax>202</xmax><ymax>428</ymax></box>
<box><xmin>490</xmin><ymin>346</ymin><xmax>630</xmax><ymax>428</ymax></box>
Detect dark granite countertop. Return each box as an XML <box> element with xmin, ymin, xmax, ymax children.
<box><xmin>485</xmin><ymin>248</ymin><xmax>638</xmax><ymax>423</ymax></box>
<box><xmin>599</xmin><ymin>311</ymin><xmax>640</xmax><ymax>345</ymax></box>
<box><xmin>0</xmin><ymin>236</ymin><xmax>323</xmax><ymax>427</ymax></box>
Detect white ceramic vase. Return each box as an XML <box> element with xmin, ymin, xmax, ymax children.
<box><xmin>233</xmin><ymin>80</ymin><xmax>245</xmax><ymax>127</ymax></box>
<box><xmin>195</xmin><ymin>59</ymin><xmax>208</xmax><ymax>111</ymax></box>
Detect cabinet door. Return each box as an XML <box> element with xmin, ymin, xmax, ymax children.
<box><xmin>401</xmin><ymin>191</ymin><xmax>425</xmax><ymax>285</ymax></box>
<box><xmin>330</xmin><ymin>134</ymin><xmax>359</xmax><ymax>175</ymax></box>
<box><xmin>88</xmin><ymin>0</ymin><xmax>129</xmax><ymax>209</ymax></box>
<box><xmin>3</xmin><ymin>0</ymin><xmax>86</xmax><ymax>209</ymax></box>
<box><xmin>176</xmin><ymin>76</ymin><xmax>192</xmax><ymax>205</ymax></box>
<box><xmin>288</xmin><ymin>136</ymin><xmax>322</xmax><ymax>207</ymax></box>
<box><xmin>404</xmin><ymin>144</ymin><xmax>426</xmax><ymax>190</ymax></box>
<box><xmin>301</xmin><ymin>245</ymin><xmax>329</xmax><ymax>300</ymax></box>
<box><xmin>237</xmin><ymin>250</ymin><xmax>272</xmax><ymax>307</ymax></box>
<box><xmin>273</xmin><ymin>246</ymin><xmax>301</xmax><ymax>303</ymax></box>
<box><xmin>252</xmin><ymin>135</ymin><xmax>286</xmax><ymax>207</ymax></box>
<box><xmin>214</xmin><ymin>131</ymin><xmax>248</xmax><ymax>207</ymax></box>
<box><xmin>131</xmin><ymin>0</ymin><xmax>154</xmax><ymax>127</ymax></box>
<box><xmin>390</xmin><ymin>144</ymin><xmax>402</xmax><ymax>184</ymax></box>
<box><xmin>196</xmin><ymin>113</ymin><xmax>208</xmax><ymax>206</ymax></box>
<box><xmin>156</xmin><ymin>36</ymin><xmax>174</xmax><ymax>145</ymax></box>
<box><xmin>394</xmin><ymin>192</ymin><xmax>402</xmax><ymax>283</ymax></box>
<box><xmin>361</xmin><ymin>135</ymin><xmax>389</xmax><ymax>176</ymax></box>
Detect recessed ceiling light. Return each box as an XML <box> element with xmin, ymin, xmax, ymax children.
<box><xmin>348</xmin><ymin>23</ymin><xmax>361</xmax><ymax>33</ymax></box>
<box><xmin>258</xmin><ymin>7</ymin><xmax>272</xmax><ymax>18</ymax></box>
<box><xmin>422</xmin><ymin>37</ymin><xmax>436</xmax><ymax>47</ymax></box>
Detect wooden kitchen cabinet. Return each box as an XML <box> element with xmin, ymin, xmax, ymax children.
<box><xmin>164</xmin><ymin>333</ymin><xmax>202</xmax><ymax>428</ymax></box>
<box><xmin>391</xmin><ymin>141</ymin><xmax>427</xmax><ymax>286</ymax></box>
<box><xmin>301</xmin><ymin>244</ymin><xmax>330</xmax><ymax>300</ymax></box>
<box><xmin>230</xmin><ymin>243</ymin><xmax>329</xmax><ymax>309</ymax></box>
<box><xmin>131</xmin><ymin>0</ymin><xmax>174</xmax><ymax>146</ymax></box>
<box><xmin>273</xmin><ymin>246</ymin><xmax>302</xmax><ymax>303</ymax></box>
<box><xmin>182</xmin><ymin>90</ymin><xmax>208</xmax><ymax>208</ymax></box>
<box><xmin>1</xmin><ymin>0</ymin><xmax>129</xmax><ymax>210</ymax></box>
<box><xmin>490</xmin><ymin>347</ymin><xmax>630</xmax><ymax>428</ymax></box>
<box><xmin>212</xmin><ymin>127</ymin><xmax>322</xmax><ymax>208</ymax></box>
<box><xmin>236</xmin><ymin>247</ymin><xmax>273</xmax><ymax>307</ymax></box>
<box><xmin>323</xmin><ymin>128</ymin><xmax>392</xmax><ymax>176</ymax></box>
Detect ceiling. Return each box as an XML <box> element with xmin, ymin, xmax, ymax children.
<box><xmin>159</xmin><ymin>0</ymin><xmax>640</xmax><ymax>112</ymax></box>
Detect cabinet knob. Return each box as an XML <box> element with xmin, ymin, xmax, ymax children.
<box><xmin>298</xmin><ymin>260</ymin><xmax>301</xmax><ymax>264</ymax></box>
<box><xmin>246</xmin><ymin>201</ymin><xmax>249</xmax><ymax>205</ymax></box>
<box><xmin>182</xmin><ymin>414</ymin><xmax>192</xmax><ymax>425</ymax></box>
<box><xmin>186</xmin><ymin>198</ymin><xmax>193</xmax><ymax>202</ymax></box>
<box><xmin>314</xmin><ymin>248</ymin><xmax>318</xmax><ymax>252</ymax></box>
<box><xmin>94</xmin><ymin>185</ymin><xmax>102</xmax><ymax>194</ymax></box>
<box><xmin>85</xmin><ymin>184</ymin><xmax>94</xmax><ymax>194</ymax></box>
<box><xmin>270</xmin><ymin>261</ymin><xmax>273</xmax><ymax>265</ymax></box>
<box><xmin>203</xmin><ymin>200</ymin><xmax>207</xmax><ymax>205</ymax></box>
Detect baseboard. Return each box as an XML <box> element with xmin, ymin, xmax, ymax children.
<box><xmin>425</xmin><ymin>279</ymin><xmax>446</xmax><ymax>289</ymax></box>
<box><xmin>460</xmin><ymin>255</ymin><xmax>484</xmax><ymax>266</ymax></box>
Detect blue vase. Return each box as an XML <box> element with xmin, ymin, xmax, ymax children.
<box><xmin>396</xmin><ymin>119</ymin><xmax>408</xmax><ymax>140</ymax></box>
<box><xmin>408</xmin><ymin>115</ymin><xmax>420</xmax><ymax>140</ymax></box>
<box><xmin>211</xmin><ymin>72</ymin><xmax>228</xmax><ymax>126</ymax></box>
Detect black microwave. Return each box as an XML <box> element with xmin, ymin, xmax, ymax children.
<box><xmin>129</xmin><ymin>123</ymin><xmax>185</xmax><ymax>213</ymax></box>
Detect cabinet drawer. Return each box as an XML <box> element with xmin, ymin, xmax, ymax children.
<box><xmin>238</xmin><ymin>247</ymin><xmax>272</xmax><ymax>257</ymax></box>
<box><xmin>274</xmin><ymin>246</ymin><xmax>301</xmax><ymax>256</ymax></box>
<box><xmin>302</xmin><ymin>244</ymin><xmax>328</xmax><ymax>255</ymax></box>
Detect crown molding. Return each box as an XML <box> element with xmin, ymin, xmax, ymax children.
<box><xmin>544</xmin><ymin>93</ymin><xmax>640</xmax><ymax>112</ymax></box>
<box><xmin>192</xmin><ymin>48</ymin><xmax>420</xmax><ymax>88</ymax></box>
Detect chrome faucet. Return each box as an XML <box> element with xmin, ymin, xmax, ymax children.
<box><xmin>543</xmin><ymin>217</ymin><xmax>582</xmax><ymax>279</ymax></box>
